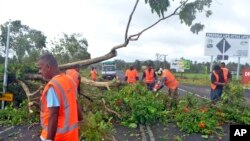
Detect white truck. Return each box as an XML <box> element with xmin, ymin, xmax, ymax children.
<box><xmin>101</xmin><ymin>61</ymin><xmax>116</xmax><ymax>80</ymax></box>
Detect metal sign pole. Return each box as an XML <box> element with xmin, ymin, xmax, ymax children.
<box><xmin>210</xmin><ymin>56</ymin><xmax>213</xmax><ymax>73</ymax></box>
<box><xmin>209</xmin><ymin>56</ymin><xmax>213</xmax><ymax>79</ymax></box>
<box><xmin>222</xmin><ymin>39</ymin><xmax>225</xmax><ymax>60</ymax></box>
<box><xmin>2</xmin><ymin>20</ymin><xmax>11</xmax><ymax>110</ymax></box>
<box><xmin>236</xmin><ymin>57</ymin><xmax>241</xmax><ymax>80</ymax></box>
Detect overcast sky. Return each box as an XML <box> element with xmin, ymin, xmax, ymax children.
<box><xmin>0</xmin><ymin>0</ymin><xmax>250</xmax><ymax>64</ymax></box>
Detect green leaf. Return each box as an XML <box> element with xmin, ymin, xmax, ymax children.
<box><xmin>201</xmin><ymin>135</ymin><xmax>209</xmax><ymax>139</ymax></box>
<box><xmin>128</xmin><ymin>123</ymin><xmax>137</xmax><ymax>128</ymax></box>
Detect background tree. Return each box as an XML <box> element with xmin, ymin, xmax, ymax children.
<box><xmin>133</xmin><ymin>60</ymin><xmax>142</xmax><ymax>71</ymax></box>
<box><xmin>50</xmin><ymin>33</ymin><xmax>90</xmax><ymax>64</ymax></box>
<box><xmin>0</xmin><ymin>20</ymin><xmax>46</xmax><ymax>62</ymax></box>
<box><xmin>1</xmin><ymin>0</ymin><xmax>214</xmax><ymax>110</ymax></box>
<box><xmin>114</xmin><ymin>59</ymin><xmax>127</xmax><ymax>70</ymax></box>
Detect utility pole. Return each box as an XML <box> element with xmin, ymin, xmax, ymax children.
<box><xmin>156</xmin><ymin>53</ymin><xmax>168</xmax><ymax>69</ymax></box>
<box><xmin>2</xmin><ymin>20</ymin><xmax>11</xmax><ymax>109</ymax></box>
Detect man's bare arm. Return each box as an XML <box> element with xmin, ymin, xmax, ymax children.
<box><xmin>47</xmin><ymin>107</ymin><xmax>59</xmax><ymax>140</ymax></box>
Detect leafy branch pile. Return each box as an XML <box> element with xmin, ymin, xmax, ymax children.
<box><xmin>173</xmin><ymin>81</ymin><xmax>250</xmax><ymax>135</ymax></box>
<box><xmin>80</xmin><ymin>112</ymin><xmax>114</xmax><ymax>141</ymax></box>
<box><xmin>219</xmin><ymin>81</ymin><xmax>250</xmax><ymax>124</ymax></box>
<box><xmin>0</xmin><ymin>100</ymin><xmax>39</xmax><ymax>126</ymax></box>
<box><xmin>103</xmin><ymin>84</ymin><xmax>171</xmax><ymax>128</ymax></box>
<box><xmin>173</xmin><ymin>94</ymin><xmax>223</xmax><ymax>135</ymax></box>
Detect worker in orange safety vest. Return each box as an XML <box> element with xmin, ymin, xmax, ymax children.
<box><xmin>220</xmin><ymin>62</ymin><xmax>232</xmax><ymax>83</ymax></box>
<box><xmin>141</xmin><ymin>64</ymin><xmax>157</xmax><ymax>90</ymax></box>
<box><xmin>125</xmin><ymin>65</ymin><xmax>139</xmax><ymax>83</ymax></box>
<box><xmin>153</xmin><ymin>68</ymin><xmax>179</xmax><ymax>107</ymax></box>
<box><xmin>210</xmin><ymin>65</ymin><xmax>226</xmax><ymax>101</ymax></box>
<box><xmin>37</xmin><ymin>53</ymin><xmax>83</xmax><ymax>141</ymax></box>
<box><xmin>90</xmin><ymin>66</ymin><xmax>98</xmax><ymax>81</ymax></box>
<box><xmin>65</xmin><ymin>65</ymin><xmax>81</xmax><ymax>93</ymax></box>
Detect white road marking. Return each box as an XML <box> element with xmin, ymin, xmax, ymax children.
<box><xmin>146</xmin><ymin>125</ymin><xmax>155</xmax><ymax>141</ymax></box>
<box><xmin>178</xmin><ymin>88</ymin><xmax>210</xmax><ymax>100</ymax></box>
<box><xmin>0</xmin><ymin>126</ymin><xmax>14</xmax><ymax>135</ymax></box>
<box><xmin>139</xmin><ymin>124</ymin><xmax>147</xmax><ymax>141</ymax></box>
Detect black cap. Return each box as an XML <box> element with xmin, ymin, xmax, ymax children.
<box><xmin>213</xmin><ymin>65</ymin><xmax>221</xmax><ymax>71</ymax></box>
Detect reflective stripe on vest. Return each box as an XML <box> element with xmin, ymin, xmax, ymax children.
<box><xmin>40</xmin><ymin>79</ymin><xmax>77</xmax><ymax>134</ymax></box>
<box><xmin>211</xmin><ymin>71</ymin><xmax>219</xmax><ymax>90</ymax></box>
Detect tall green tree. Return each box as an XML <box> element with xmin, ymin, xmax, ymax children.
<box><xmin>0</xmin><ymin>20</ymin><xmax>46</xmax><ymax>62</ymax></box>
<box><xmin>115</xmin><ymin>59</ymin><xmax>126</xmax><ymax>70</ymax></box>
<box><xmin>51</xmin><ymin>33</ymin><xmax>90</xmax><ymax>64</ymax></box>
<box><xmin>144</xmin><ymin>0</ymin><xmax>212</xmax><ymax>34</ymax></box>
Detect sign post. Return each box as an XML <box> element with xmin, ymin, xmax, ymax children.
<box><xmin>205</xmin><ymin>33</ymin><xmax>250</xmax><ymax>80</ymax></box>
<box><xmin>2</xmin><ymin>20</ymin><xmax>11</xmax><ymax>109</ymax></box>
<box><xmin>237</xmin><ymin>57</ymin><xmax>241</xmax><ymax>80</ymax></box>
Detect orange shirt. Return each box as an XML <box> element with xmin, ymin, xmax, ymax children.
<box><xmin>162</xmin><ymin>69</ymin><xmax>178</xmax><ymax>89</ymax></box>
<box><xmin>90</xmin><ymin>69</ymin><xmax>97</xmax><ymax>81</ymax></box>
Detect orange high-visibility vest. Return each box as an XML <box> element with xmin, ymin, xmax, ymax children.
<box><xmin>144</xmin><ymin>69</ymin><xmax>155</xmax><ymax>83</ymax></box>
<box><xmin>125</xmin><ymin>69</ymin><xmax>138</xmax><ymax>83</ymax></box>
<box><xmin>40</xmin><ymin>73</ymin><xmax>79</xmax><ymax>141</ymax></box>
<box><xmin>221</xmin><ymin>68</ymin><xmax>229</xmax><ymax>82</ymax></box>
<box><xmin>211</xmin><ymin>71</ymin><xmax>219</xmax><ymax>90</ymax></box>
<box><xmin>90</xmin><ymin>70</ymin><xmax>97</xmax><ymax>81</ymax></box>
<box><xmin>66</xmin><ymin>69</ymin><xmax>80</xmax><ymax>87</ymax></box>
<box><xmin>162</xmin><ymin>69</ymin><xmax>178</xmax><ymax>89</ymax></box>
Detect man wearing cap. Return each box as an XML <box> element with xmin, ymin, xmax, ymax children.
<box><xmin>210</xmin><ymin>65</ymin><xmax>226</xmax><ymax>101</ymax></box>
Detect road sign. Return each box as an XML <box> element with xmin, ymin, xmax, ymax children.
<box><xmin>0</xmin><ymin>93</ymin><xmax>13</xmax><ymax>102</ymax></box>
<box><xmin>170</xmin><ymin>59</ymin><xmax>191</xmax><ymax>72</ymax></box>
<box><xmin>205</xmin><ymin>33</ymin><xmax>250</xmax><ymax>57</ymax></box>
<box><xmin>242</xmin><ymin>68</ymin><xmax>250</xmax><ymax>84</ymax></box>
<box><xmin>216</xmin><ymin>38</ymin><xmax>231</xmax><ymax>53</ymax></box>
<box><xmin>217</xmin><ymin>55</ymin><xmax>228</xmax><ymax>60</ymax></box>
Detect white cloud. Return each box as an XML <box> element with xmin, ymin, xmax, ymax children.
<box><xmin>0</xmin><ymin>0</ymin><xmax>249</xmax><ymax>64</ymax></box>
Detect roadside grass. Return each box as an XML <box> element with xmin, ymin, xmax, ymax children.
<box><xmin>174</xmin><ymin>73</ymin><xmax>210</xmax><ymax>86</ymax></box>
<box><xmin>174</xmin><ymin>73</ymin><xmax>243</xmax><ymax>87</ymax></box>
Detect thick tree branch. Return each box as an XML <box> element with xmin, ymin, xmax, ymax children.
<box><xmin>102</xmin><ymin>98</ymin><xmax>121</xmax><ymax>118</ymax></box>
<box><xmin>24</xmin><ymin>74</ymin><xmax>122</xmax><ymax>90</ymax></box>
<box><xmin>125</xmin><ymin>0</ymin><xmax>139</xmax><ymax>41</ymax></box>
<box><xmin>81</xmin><ymin>77</ymin><xmax>121</xmax><ymax>90</ymax></box>
<box><xmin>24</xmin><ymin>74</ymin><xmax>43</xmax><ymax>80</ymax></box>
<box><xmin>59</xmin><ymin>50</ymin><xmax>117</xmax><ymax>70</ymax></box>
<box><xmin>17</xmin><ymin>80</ymin><xmax>43</xmax><ymax>113</ymax></box>
<box><xmin>129</xmin><ymin>2</ymin><xmax>185</xmax><ymax>41</ymax></box>
<box><xmin>110</xmin><ymin>39</ymin><xmax>130</xmax><ymax>51</ymax></box>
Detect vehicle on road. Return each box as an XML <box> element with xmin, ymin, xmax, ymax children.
<box><xmin>101</xmin><ymin>61</ymin><xmax>117</xmax><ymax>80</ymax></box>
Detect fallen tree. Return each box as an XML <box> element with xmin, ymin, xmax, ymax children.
<box><xmin>14</xmin><ymin>0</ymin><xmax>212</xmax><ymax>113</ymax></box>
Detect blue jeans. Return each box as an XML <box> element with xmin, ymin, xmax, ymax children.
<box><xmin>146</xmin><ymin>82</ymin><xmax>155</xmax><ymax>91</ymax></box>
<box><xmin>210</xmin><ymin>89</ymin><xmax>222</xmax><ymax>101</ymax></box>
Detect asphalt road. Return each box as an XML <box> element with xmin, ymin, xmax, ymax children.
<box><xmin>117</xmin><ymin>70</ymin><xmax>250</xmax><ymax>105</ymax></box>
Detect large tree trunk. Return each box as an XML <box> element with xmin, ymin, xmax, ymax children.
<box><xmin>59</xmin><ymin>50</ymin><xmax>117</xmax><ymax>70</ymax></box>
